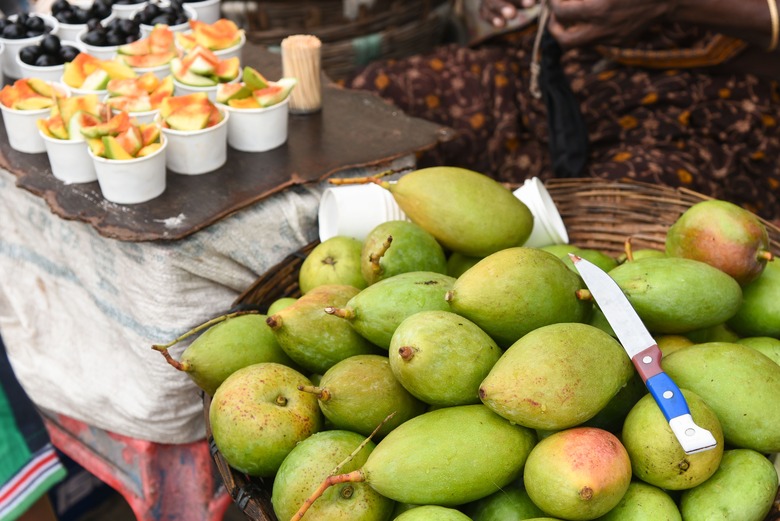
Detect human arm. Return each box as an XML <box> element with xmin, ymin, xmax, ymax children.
<box><xmin>549</xmin><ymin>0</ymin><xmax>779</xmax><ymax>52</ymax></box>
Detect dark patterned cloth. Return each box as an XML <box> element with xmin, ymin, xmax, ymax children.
<box><xmin>345</xmin><ymin>26</ymin><xmax>780</xmax><ymax>224</ymax></box>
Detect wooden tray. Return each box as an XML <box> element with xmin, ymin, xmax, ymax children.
<box><xmin>0</xmin><ymin>44</ymin><xmax>454</xmax><ymax>242</ymax></box>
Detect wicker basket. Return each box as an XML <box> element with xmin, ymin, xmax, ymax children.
<box><xmin>205</xmin><ymin>178</ymin><xmax>780</xmax><ymax>521</ymax></box>
<box><xmin>227</xmin><ymin>0</ymin><xmax>453</xmax><ymax>80</ymax></box>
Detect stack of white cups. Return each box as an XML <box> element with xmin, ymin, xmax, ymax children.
<box><xmin>318</xmin><ymin>176</ymin><xmax>568</xmax><ymax>247</ymax></box>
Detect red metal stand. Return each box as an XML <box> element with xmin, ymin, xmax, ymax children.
<box><xmin>41</xmin><ymin>411</ymin><xmax>232</xmax><ymax>521</ymax></box>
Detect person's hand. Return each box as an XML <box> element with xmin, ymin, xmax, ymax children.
<box><xmin>548</xmin><ymin>0</ymin><xmax>673</xmax><ymax>48</ymax></box>
<box><xmin>480</xmin><ymin>0</ymin><xmax>539</xmax><ymax>28</ymax></box>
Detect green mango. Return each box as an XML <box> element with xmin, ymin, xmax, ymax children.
<box><xmin>446</xmin><ymin>247</ymin><xmax>592</xmax><ymax>347</ymax></box>
<box><xmin>582</xmin><ymin>373</ymin><xmax>647</xmax><ymax>434</ymax></box>
<box><xmin>727</xmin><ymin>259</ymin><xmax>780</xmax><ymax>337</ymax></box>
<box><xmin>683</xmin><ymin>323</ymin><xmax>740</xmax><ymax>343</ymax></box>
<box><xmin>523</xmin><ymin>427</ymin><xmax>632</xmax><ymax>521</ymax></box>
<box><xmin>381</xmin><ymin>167</ymin><xmax>533</xmax><ymax>257</ymax></box>
<box><xmin>655</xmin><ymin>334</ymin><xmax>694</xmax><ymax>358</ymax></box>
<box><xmin>540</xmin><ymin>244</ymin><xmax>618</xmax><ymax>273</ymax></box>
<box><xmin>298</xmin><ymin>236</ymin><xmax>367</xmax><ymax>294</ymax></box>
<box><xmin>464</xmin><ymin>480</ymin><xmax>545</xmax><ymax>520</ymax></box>
<box><xmin>266</xmin><ymin>284</ymin><xmax>379</xmax><ymax>374</ymax></box>
<box><xmin>480</xmin><ymin>323</ymin><xmax>633</xmax><ymax>430</ymax></box>
<box><xmin>679</xmin><ymin>449</ymin><xmax>779</xmax><ymax>521</ymax></box>
<box><xmin>267</xmin><ymin>297</ymin><xmax>297</xmax><ymax>315</ymax></box>
<box><xmin>662</xmin><ymin>342</ymin><xmax>780</xmax><ymax>453</ymax></box>
<box><xmin>394</xmin><ymin>506</ymin><xmax>472</xmax><ymax>520</ymax></box>
<box><xmin>594</xmin><ymin>481</ymin><xmax>681</xmax><ymax>520</ymax></box>
<box><xmin>209</xmin><ymin>363</ymin><xmax>323</xmax><ymax>477</ymax></box>
<box><xmin>326</xmin><ymin>271</ymin><xmax>456</xmax><ymax>349</ymax></box>
<box><xmin>616</xmin><ymin>248</ymin><xmax>667</xmax><ymax>264</ymax></box>
<box><xmin>155</xmin><ymin>313</ymin><xmax>297</xmax><ymax>396</ymax></box>
<box><xmin>388</xmin><ymin>310</ymin><xmax>502</xmax><ymax>407</ymax></box>
<box><xmin>361</xmin><ymin>405</ymin><xmax>536</xmax><ymax>506</ymax></box>
<box><xmin>361</xmin><ymin>220</ymin><xmax>447</xmax><ymax>285</ymax></box>
<box><xmin>302</xmin><ymin>354</ymin><xmax>426</xmax><ymax>438</ymax></box>
<box><xmin>621</xmin><ymin>390</ymin><xmax>724</xmax><ymax>490</ymax></box>
<box><xmin>735</xmin><ymin>336</ymin><xmax>780</xmax><ymax>365</ymax></box>
<box><xmin>665</xmin><ymin>199</ymin><xmax>772</xmax><ymax>285</ymax></box>
<box><xmin>391</xmin><ymin>503</ymin><xmax>420</xmax><ymax>517</ymax></box>
<box><xmin>271</xmin><ymin>430</ymin><xmax>394</xmax><ymax>521</ymax></box>
<box><xmin>607</xmin><ymin>257</ymin><xmax>743</xmax><ymax>334</ymax></box>
<box><xmin>446</xmin><ymin>252</ymin><xmax>483</xmax><ymax>278</ymax></box>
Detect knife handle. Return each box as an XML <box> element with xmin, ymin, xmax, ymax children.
<box><xmin>645</xmin><ymin>373</ymin><xmax>691</xmax><ymax>422</ymax></box>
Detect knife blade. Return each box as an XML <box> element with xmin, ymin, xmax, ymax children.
<box><xmin>569</xmin><ymin>254</ymin><xmax>717</xmax><ymax>455</ymax></box>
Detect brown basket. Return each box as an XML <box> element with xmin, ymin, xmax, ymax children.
<box><xmin>204</xmin><ymin>178</ymin><xmax>780</xmax><ymax>521</ymax></box>
<box><xmin>230</xmin><ymin>0</ymin><xmax>452</xmax><ymax>80</ymax></box>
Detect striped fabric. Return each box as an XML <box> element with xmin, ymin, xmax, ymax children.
<box><xmin>1</xmin><ymin>335</ymin><xmax>66</xmax><ymax>521</ymax></box>
<box><xmin>0</xmin><ymin>445</ymin><xmax>66</xmax><ymax>521</ymax></box>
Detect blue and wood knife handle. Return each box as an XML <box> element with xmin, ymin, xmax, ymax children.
<box><xmin>631</xmin><ymin>344</ymin><xmax>690</xmax><ymax>422</ymax></box>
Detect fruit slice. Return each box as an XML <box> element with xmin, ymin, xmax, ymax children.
<box><xmin>107</xmin><ymin>78</ymin><xmax>148</xmax><ymax>98</ymax></box>
<box><xmin>214</xmin><ymin>56</ymin><xmax>240</xmax><ymax>82</ymax></box>
<box><xmin>140</xmin><ymin>123</ymin><xmax>161</xmax><ymax>146</ymax></box>
<box><xmin>45</xmin><ymin>115</ymin><xmax>69</xmax><ymax>140</ymax></box>
<box><xmin>121</xmin><ymin>51</ymin><xmax>177</xmax><ymax>69</ymax></box>
<box><xmin>242</xmin><ymin>66</ymin><xmax>268</xmax><ymax>91</ymax></box>
<box><xmin>170</xmin><ymin>57</ymin><xmax>218</xmax><ymax>87</ymax></box>
<box><xmin>56</xmin><ymin>95</ymin><xmax>101</xmax><ymax>127</ymax></box>
<box><xmin>159</xmin><ymin>92</ymin><xmax>209</xmax><ymax>119</ymax></box>
<box><xmin>227</xmin><ymin>96</ymin><xmax>260</xmax><ymax>109</ymax></box>
<box><xmin>80</xmin><ymin>69</ymin><xmax>111</xmax><ymax>91</ymax></box>
<box><xmin>115</xmin><ymin>125</ymin><xmax>144</xmax><ymax>156</ymax></box>
<box><xmin>216</xmin><ymin>82</ymin><xmax>251</xmax><ymax>104</ymax></box>
<box><xmin>164</xmin><ymin>103</ymin><xmax>211</xmax><ymax>131</ymax></box>
<box><xmin>107</xmin><ymin>95</ymin><xmax>154</xmax><ymax>113</ymax></box>
<box><xmin>80</xmin><ymin>111</ymin><xmax>132</xmax><ymax>139</ymax></box>
<box><xmin>98</xmin><ymin>60</ymin><xmax>137</xmax><ymax>80</ymax></box>
<box><xmin>67</xmin><ymin>110</ymin><xmax>103</xmax><ymax>142</ymax></box>
<box><xmin>102</xmin><ymin>135</ymin><xmax>134</xmax><ymax>160</ymax></box>
<box><xmin>148</xmin><ymin>25</ymin><xmax>175</xmax><ymax>53</ymax></box>
<box><xmin>253</xmin><ymin>78</ymin><xmax>297</xmax><ymax>107</ymax></box>
<box><xmin>137</xmin><ymin>142</ymin><xmax>162</xmax><ymax>157</ymax></box>
<box><xmin>13</xmin><ymin>96</ymin><xmax>55</xmax><ymax>110</ymax></box>
<box><xmin>27</xmin><ymin>78</ymin><xmax>60</xmax><ymax>98</ymax></box>
<box><xmin>117</xmin><ymin>38</ymin><xmax>151</xmax><ymax>56</ymax></box>
<box><xmin>86</xmin><ymin>137</ymin><xmax>105</xmax><ymax>157</ymax></box>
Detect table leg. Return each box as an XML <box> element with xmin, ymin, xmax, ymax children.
<box><xmin>41</xmin><ymin>412</ymin><xmax>232</xmax><ymax>521</ymax></box>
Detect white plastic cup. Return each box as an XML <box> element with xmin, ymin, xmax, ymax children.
<box><xmin>219</xmin><ymin>96</ymin><xmax>289</xmax><ymax>152</ymax></box>
<box><xmin>513</xmin><ymin>177</ymin><xmax>569</xmax><ymax>247</ymax></box>
<box><xmin>112</xmin><ymin>1</ymin><xmax>149</xmax><ymax>20</ymax></box>
<box><xmin>129</xmin><ymin>62</ymin><xmax>171</xmax><ymax>81</ymax></box>
<box><xmin>156</xmin><ymin>106</ymin><xmax>228</xmax><ymax>175</ymax></box>
<box><xmin>0</xmin><ymin>14</ymin><xmax>60</xmax><ymax>80</ymax></box>
<box><xmin>57</xmin><ymin>12</ymin><xmax>115</xmax><ymax>42</ymax></box>
<box><xmin>60</xmin><ymin>72</ymin><xmax>108</xmax><ymax>97</ymax></box>
<box><xmin>213</xmin><ymin>31</ymin><xmax>244</xmax><ymax>62</ymax></box>
<box><xmin>40</xmin><ymin>131</ymin><xmax>98</xmax><ymax>183</ymax></box>
<box><xmin>0</xmin><ymin>82</ymin><xmax>69</xmax><ymax>154</ymax></box>
<box><xmin>183</xmin><ymin>0</ymin><xmax>221</xmax><ymax>24</ymax></box>
<box><xmin>0</xmin><ymin>42</ymin><xmax>5</xmax><ymax>86</ymax></box>
<box><xmin>90</xmin><ymin>135</ymin><xmax>168</xmax><ymax>204</ymax></box>
<box><xmin>137</xmin><ymin>5</ymin><xmax>197</xmax><ymax>38</ymax></box>
<box><xmin>318</xmin><ymin>183</ymin><xmax>410</xmax><ymax>242</ymax></box>
<box><xmin>76</xmin><ymin>27</ymin><xmax>121</xmax><ymax>61</ymax></box>
<box><xmin>15</xmin><ymin>40</ymin><xmax>85</xmax><ymax>82</ymax></box>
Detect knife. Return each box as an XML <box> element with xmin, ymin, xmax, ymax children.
<box><xmin>569</xmin><ymin>254</ymin><xmax>717</xmax><ymax>455</ymax></box>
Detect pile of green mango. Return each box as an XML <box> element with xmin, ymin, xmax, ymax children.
<box><xmin>155</xmin><ymin>170</ymin><xmax>780</xmax><ymax>521</ymax></box>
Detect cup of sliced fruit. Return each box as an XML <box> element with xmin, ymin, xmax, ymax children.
<box><xmin>175</xmin><ymin>18</ymin><xmax>244</xmax><ymax>62</ymax></box>
<box><xmin>36</xmin><ymin>93</ymin><xmax>106</xmax><ymax>183</ymax></box>
<box><xmin>170</xmin><ymin>45</ymin><xmax>239</xmax><ymax>101</ymax></box>
<box><xmin>61</xmin><ymin>52</ymin><xmax>138</xmax><ymax>96</ymax></box>
<box><xmin>0</xmin><ymin>77</ymin><xmax>69</xmax><ymax>153</ymax></box>
<box><xmin>86</xmin><ymin>112</ymin><xmax>168</xmax><ymax>204</ymax></box>
<box><xmin>114</xmin><ymin>24</ymin><xmax>179</xmax><ymax>80</ymax></box>
<box><xmin>216</xmin><ymin>66</ymin><xmax>296</xmax><ymax>153</ymax></box>
<box><xmin>104</xmin><ymin>71</ymin><xmax>173</xmax><ymax>123</ymax></box>
<box><xmin>155</xmin><ymin>92</ymin><xmax>228</xmax><ymax>175</ymax></box>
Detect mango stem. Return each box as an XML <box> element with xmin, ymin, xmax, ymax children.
<box><xmin>369</xmin><ymin>235</ymin><xmax>393</xmax><ymax>275</ymax></box>
<box><xmin>623</xmin><ymin>237</ymin><xmax>635</xmax><ymax>262</ymax></box>
<box><xmin>297</xmin><ymin>385</ymin><xmax>331</xmax><ymax>401</ymax></box>
<box><xmin>324</xmin><ymin>307</ymin><xmax>355</xmax><ymax>319</ymax></box>
<box><xmin>327</xmin><ymin>167</ymin><xmax>412</xmax><ymax>187</ymax></box>
<box><xmin>153</xmin><ymin>347</ymin><xmax>190</xmax><ymax>372</ymax></box>
<box><xmin>576</xmin><ymin>289</ymin><xmax>593</xmax><ymax>300</ymax></box>
<box><xmin>290</xmin><ymin>469</ymin><xmax>365</xmax><ymax>521</ymax></box>
<box><xmin>329</xmin><ymin>411</ymin><xmax>396</xmax><ymax>477</ymax></box>
<box><xmin>757</xmin><ymin>250</ymin><xmax>774</xmax><ymax>262</ymax></box>
<box><xmin>266</xmin><ymin>314</ymin><xmax>283</xmax><ymax>330</ymax></box>
<box><xmin>152</xmin><ymin>311</ymin><xmax>258</xmax><ymax>351</ymax></box>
